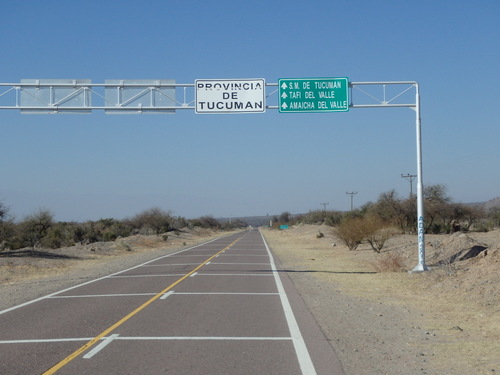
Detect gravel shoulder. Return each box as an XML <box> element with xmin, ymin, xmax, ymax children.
<box><xmin>262</xmin><ymin>225</ymin><xmax>500</xmax><ymax>375</ymax></box>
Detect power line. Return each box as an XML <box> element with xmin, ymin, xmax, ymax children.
<box><xmin>346</xmin><ymin>192</ymin><xmax>358</xmax><ymax>211</ymax></box>
<box><xmin>401</xmin><ymin>173</ymin><xmax>417</xmax><ymax>198</ymax></box>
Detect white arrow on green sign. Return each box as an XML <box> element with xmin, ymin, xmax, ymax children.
<box><xmin>279</xmin><ymin>77</ymin><xmax>349</xmax><ymax>113</ymax></box>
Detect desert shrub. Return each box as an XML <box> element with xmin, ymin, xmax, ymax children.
<box><xmin>333</xmin><ymin>216</ymin><xmax>366</xmax><ymax>250</ymax></box>
<box><xmin>429</xmin><ymin>223</ymin><xmax>443</xmax><ymax>234</ymax></box>
<box><xmin>172</xmin><ymin>216</ymin><xmax>189</xmax><ymax>229</ymax></box>
<box><xmin>363</xmin><ymin>216</ymin><xmax>397</xmax><ymax>253</ymax></box>
<box><xmin>300</xmin><ymin>210</ymin><xmax>344</xmax><ymax>225</ymax></box>
<box><xmin>130</xmin><ymin>208</ymin><xmax>173</xmax><ymax>235</ymax></box>
<box><xmin>0</xmin><ymin>202</ymin><xmax>8</xmax><ymax>221</ymax></box>
<box><xmin>39</xmin><ymin>222</ymin><xmax>85</xmax><ymax>248</ymax></box>
<box><xmin>370</xmin><ymin>252</ymin><xmax>406</xmax><ymax>272</ymax></box>
<box><xmin>334</xmin><ymin>215</ymin><xmax>396</xmax><ymax>252</ymax></box>
<box><xmin>0</xmin><ymin>206</ymin><xmax>15</xmax><ymax>250</ymax></box>
<box><xmin>279</xmin><ymin>211</ymin><xmax>291</xmax><ymax>223</ymax></box>
<box><xmin>324</xmin><ymin>211</ymin><xmax>344</xmax><ymax>226</ymax></box>
<box><xmin>367</xmin><ymin>190</ymin><xmax>407</xmax><ymax>232</ymax></box>
<box><xmin>3</xmin><ymin>238</ymin><xmax>22</xmax><ymax>250</ymax></box>
<box><xmin>299</xmin><ymin>210</ymin><xmax>324</xmax><ymax>224</ymax></box>
<box><xmin>70</xmin><ymin>219</ymin><xmax>133</xmax><ymax>244</ymax></box>
<box><xmin>40</xmin><ymin>226</ymin><xmax>64</xmax><ymax>249</ymax></box>
<box><xmin>472</xmin><ymin>220</ymin><xmax>492</xmax><ymax>232</ymax></box>
<box><xmin>487</xmin><ymin>207</ymin><xmax>500</xmax><ymax>228</ymax></box>
<box><xmin>72</xmin><ymin>225</ymin><xmax>86</xmax><ymax>244</ymax></box>
<box><xmin>101</xmin><ymin>220</ymin><xmax>131</xmax><ymax>241</ymax></box>
<box><xmin>18</xmin><ymin>209</ymin><xmax>54</xmax><ymax>248</ymax></box>
<box><xmin>365</xmin><ymin>185</ymin><xmax>478</xmax><ymax>235</ymax></box>
<box><xmin>91</xmin><ymin>219</ymin><xmax>132</xmax><ymax>241</ymax></box>
<box><xmin>82</xmin><ymin>222</ymin><xmax>101</xmax><ymax>243</ymax></box>
<box><xmin>190</xmin><ymin>216</ymin><xmax>221</xmax><ymax>229</ymax></box>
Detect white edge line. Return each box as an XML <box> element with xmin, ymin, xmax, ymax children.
<box><xmin>0</xmin><ymin>338</ymin><xmax>94</xmax><ymax>344</ymax></box>
<box><xmin>0</xmin><ymin>236</ymin><xmax>223</xmax><ymax>316</ymax></box>
<box><xmin>260</xmin><ymin>230</ymin><xmax>317</xmax><ymax>375</ymax></box>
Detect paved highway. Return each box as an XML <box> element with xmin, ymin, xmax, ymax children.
<box><xmin>0</xmin><ymin>229</ymin><xmax>344</xmax><ymax>374</ymax></box>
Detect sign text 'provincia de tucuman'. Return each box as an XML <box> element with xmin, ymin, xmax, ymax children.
<box><xmin>195</xmin><ymin>79</ymin><xmax>265</xmax><ymax>114</ymax></box>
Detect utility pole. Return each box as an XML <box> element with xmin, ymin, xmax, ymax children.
<box><xmin>346</xmin><ymin>192</ymin><xmax>358</xmax><ymax>211</ymax></box>
<box><xmin>320</xmin><ymin>202</ymin><xmax>329</xmax><ymax>212</ymax></box>
<box><xmin>401</xmin><ymin>173</ymin><xmax>417</xmax><ymax>198</ymax></box>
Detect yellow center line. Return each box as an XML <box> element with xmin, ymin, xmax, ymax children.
<box><xmin>42</xmin><ymin>237</ymin><xmax>241</xmax><ymax>374</ymax></box>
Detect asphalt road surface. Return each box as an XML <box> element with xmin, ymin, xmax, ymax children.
<box><xmin>0</xmin><ymin>229</ymin><xmax>344</xmax><ymax>374</ymax></box>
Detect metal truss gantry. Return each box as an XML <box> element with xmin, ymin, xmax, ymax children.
<box><xmin>0</xmin><ymin>79</ymin><xmax>428</xmax><ymax>272</ymax></box>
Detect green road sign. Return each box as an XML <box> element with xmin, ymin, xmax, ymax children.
<box><xmin>279</xmin><ymin>77</ymin><xmax>349</xmax><ymax>113</ymax></box>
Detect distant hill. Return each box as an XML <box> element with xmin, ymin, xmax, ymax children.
<box><xmin>481</xmin><ymin>197</ymin><xmax>500</xmax><ymax>210</ymax></box>
<box><xmin>219</xmin><ymin>215</ymin><xmax>273</xmax><ymax>227</ymax></box>
<box><xmin>468</xmin><ymin>197</ymin><xmax>500</xmax><ymax>210</ymax></box>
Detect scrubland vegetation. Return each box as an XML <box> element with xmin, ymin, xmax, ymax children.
<box><xmin>1</xmin><ymin>184</ymin><xmax>499</xmax><ymax>252</ymax></box>
<box><xmin>0</xmin><ymin>205</ymin><xmax>246</xmax><ymax>250</ymax></box>
<box><xmin>271</xmin><ymin>184</ymin><xmax>500</xmax><ymax>253</ymax></box>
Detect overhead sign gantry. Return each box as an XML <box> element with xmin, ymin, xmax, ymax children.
<box><xmin>0</xmin><ymin>77</ymin><xmax>428</xmax><ymax>272</ymax></box>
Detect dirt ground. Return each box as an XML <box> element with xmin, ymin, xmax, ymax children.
<box><xmin>1</xmin><ymin>225</ymin><xmax>499</xmax><ymax>374</ymax></box>
<box><xmin>262</xmin><ymin>225</ymin><xmax>500</xmax><ymax>375</ymax></box>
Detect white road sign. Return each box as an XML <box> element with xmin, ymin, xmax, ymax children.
<box><xmin>195</xmin><ymin>79</ymin><xmax>265</xmax><ymax>113</ymax></box>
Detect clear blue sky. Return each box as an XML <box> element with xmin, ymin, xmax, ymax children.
<box><xmin>1</xmin><ymin>0</ymin><xmax>499</xmax><ymax>222</ymax></box>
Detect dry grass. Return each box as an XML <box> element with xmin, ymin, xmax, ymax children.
<box><xmin>368</xmin><ymin>251</ymin><xmax>406</xmax><ymax>272</ymax></box>
<box><xmin>263</xmin><ymin>225</ymin><xmax>500</xmax><ymax>374</ymax></box>
<box><xmin>120</xmin><ymin>235</ymin><xmax>165</xmax><ymax>249</ymax></box>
